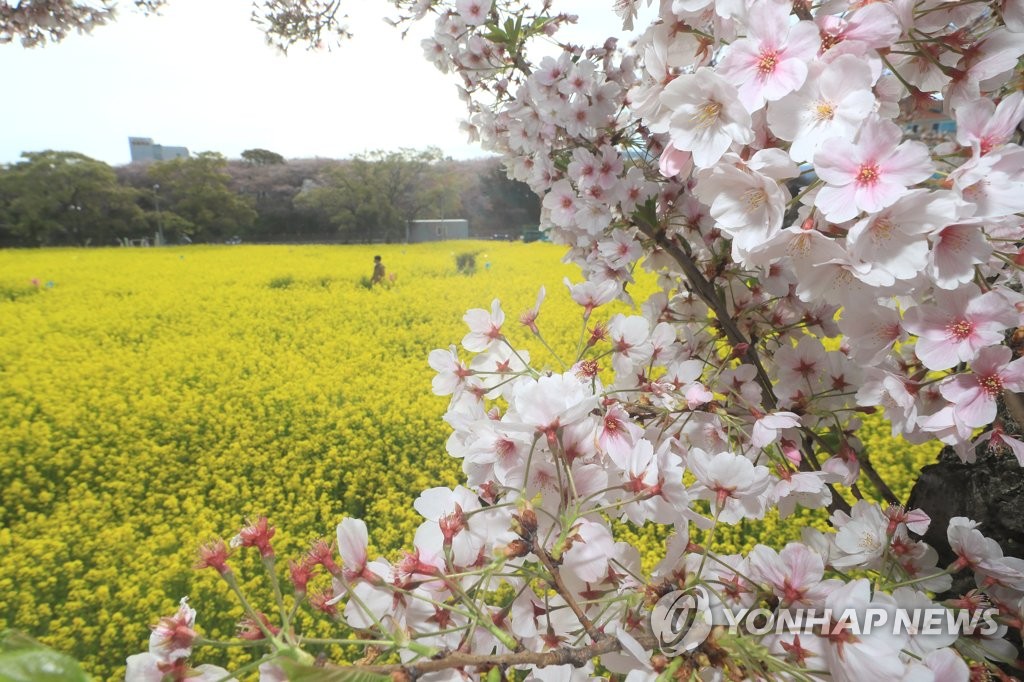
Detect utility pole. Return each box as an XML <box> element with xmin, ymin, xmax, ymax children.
<box><xmin>153</xmin><ymin>183</ymin><xmax>165</xmax><ymax>246</ymax></box>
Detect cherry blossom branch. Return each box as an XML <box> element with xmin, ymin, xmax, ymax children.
<box><xmin>634</xmin><ymin>212</ymin><xmax>853</xmax><ymax>515</ymax></box>
<box><xmin>802</xmin><ymin>426</ymin><xmax>893</xmax><ymax>506</ymax></box>
<box><xmin>633</xmin><ymin>214</ymin><xmax>777</xmax><ymax>406</ymax></box>
<box><xmin>532</xmin><ymin>538</ymin><xmax>607</xmax><ymax>643</ymax></box>
<box><xmin>354</xmin><ymin>630</ymin><xmax>657</xmax><ymax>676</ymax></box>
<box><xmin>1001</xmin><ymin>390</ymin><xmax>1024</xmax><ymax>429</ymax></box>
<box><xmin>853</xmin><ymin>449</ymin><xmax>900</xmax><ymax>506</ymax></box>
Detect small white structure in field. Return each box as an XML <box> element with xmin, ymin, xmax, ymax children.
<box><xmin>406</xmin><ymin>219</ymin><xmax>469</xmax><ymax>243</ymax></box>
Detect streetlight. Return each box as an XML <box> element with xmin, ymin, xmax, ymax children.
<box><xmin>153</xmin><ymin>183</ymin><xmax>165</xmax><ymax>246</ymax></box>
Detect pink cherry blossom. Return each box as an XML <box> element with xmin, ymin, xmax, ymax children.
<box><xmin>662</xmin><ymin>67</ymin><xmax>754</xmax><ymax>168</ymax></box>
<box><xmin>767</xmin><ymin>54</ymin><xmax>876</xmax><ymax>163</ymax></box>
<box><xmin>717</xmin><ymin>2</ymin><xmax>820</xmax><ymax>112</ymax></box>
<box><xmin>597</xmin><ymin>229</ymin><xmax>643</xmax><ymax>270</ymax></box>
<box><xmin>820</xmin><ymin>579</ymin><xmax>907</xmax><ymax>682</ymax></box>
<box><xmin>944</xmin><ymin>28</ymin><xmax>1024</xmax><ymax>109</ymax></box>
<box><xmin>771</xmin><ymin>470</ymin><xmax>835</xmax><ymax>518</ymax></box>
<box><xmin>455</xmin><ymin>0</ymin><xmax>492</xmax><ymax>26</ymax></box>
<box><xmin>838</xmin><ymin>305</ymin><xmax>906</xmax><ymax>365</ymax></box>
<box><xmin>856</xmin><ymin>368</ymin><xmax>919</xmax><ymax>436</ymax></box>
<box><xmin>902</xmin><ymin>284</ymin><xmax>1018</xmax><ymax>371</ymax></box>
<box><xmin>471</xmin><ymin>345</ymin><xmax>531</xmax><ymax>400</ymax></box>
<box><xmin>831</xmin><ymin>501</ymin><xmax>889</xmax><ymax>569</ymax></box>
<box><xmin>927</xmin><ymin>221</ymin><xmax>995</xmax><ymax>290</ymax></box>
<box><xmin>693</xmin><ymin>162</ymin><xmax>787</xmax><ymax>259</ymax></box>
<box><xmin>817</xmin><ymin>3</ymin><xmax>902</xmax><ymax>59</ymax></box>
<box><xmin>598</xmin><ymin>402</ymin><xmax>644</xmax><ymax>467</ymax></box>
<box><xmin>947</xmin><ymin>145</ymin><xmax>1024</xmax><ymax>219</ymax></box>
<box><xmin>750</xmin><ymin>410</ymin><xmax>801</xmax><ymax>449</ymax></box>
<box><xmin>337</xmin><ymin>517</ymin><xmax>369</xmax><ymax>582</ymax></box>
<box><xmin>519</xmin><ymin>286</ymin><xmax>546</xmax><ymax>335</ymax></box>
<box><xmin>774</xmin><ymin>335</ymin><xmax>827</xmax><ymax>387</ymax></box>
<box><xmin>749</xmin><ymin>542</ymin><xmax>837</xmax><ymax>607</ymax></box>
<box><xmin>429</xmin><ymin>345</ymin><xmax>475</xmax><ymax>396</ymax></box>
<box><xmin>559</xmin><ymin>518</ymin><xmax>614</xmax><ymax>583</ymax></box>
<box><xmin>462</xmin><ymin>299</ymin><xmax>505</xmax><ymax>352</ymax></box>
<box><xmin>956</xmin><ymin>92</ymin><xmax>1024</xmax><ymax>155</ymax></box>
<box><xmin>617</xmin><ymin>438</ymin><xmax>692</xmax><ymax>525</ymax></box>
<box><xmin>658</xmin><ymin>143</ymin><xmax>693</xmax><ymax>179</ymax></box>
<box><xmin>922</xmin><ymin>648</ymin><xmax>971</xmax><ymax>682</ymax></box>
<box><xmin>845</xmin><ymin>189</ymin><xmax>959</xmax><ymax>286</ymax></box>
<box><xmin>687</xmin><ymin>449</ymin><xmax>771</xmax><ymax>523</ymax></box>
<box><xmin>966</xmin><ymin>421</ymin><xmax>1024</xmax><ymax>467</ymax></box>
<box><xmin>940</xmin><ymin>345</ymin><xmax>1024</xmax><ymax>428</ymax></box>
<box><xmin>1004</xmin><ymin>0</ymin><xmax>1024</xmax><ymax>30</ymax></box>
<box><xmin>509</xmin><ymin>373</ymin><xmax>599</xmax><ymax>441</ymax></box>
<box><xmin>814</xmin><ymin>116</ymin><xmax>934</xmax><ymax>223</ymax></box>
<box><xmin>563</xmin><ymin>277</ymin><xmax>619</xmax><ymax>318</ymax></box>
<box><xmin>148</xmin><ymin>597</ymin><xmax>196</xmax><ymax>663</ymax></box>
<box><xmin>542</xmin><ymin>180</ymin><xmax>579</xmax><ymax>228</ymax></box>
<box><xmin>946</xmin><ymin>517</ymin><xmax>1003</xmax><ymax>572</ymax></box>
<box><xmin>413</xmin><ymin>486</ymin><xmax>488</xmax><ymax>570</ymax></box>
<box><xmin>608</xmin><ymin>314</ymin><xmax>654</xmax><ymax>379</ymax></box>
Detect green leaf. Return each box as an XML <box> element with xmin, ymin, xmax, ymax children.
<box><xmin>0</xmin><ymin>632</ymin><xmax>89</xmax><ymax>682</ymax></box>
<box><xmin>277</xmin><ymin>659</ymin><xmax>390</xmax><ymax>682</ymax></box>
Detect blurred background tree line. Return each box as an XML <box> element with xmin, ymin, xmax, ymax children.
<box><xmin>0</xmin><ymin>147</ymin><xmax>541</xmax><ymax>247</ymax></box>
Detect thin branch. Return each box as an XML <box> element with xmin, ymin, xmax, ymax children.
<box><xmin>532</xmin><ymin>540</ymin><xmax>607</xmax><ymax>643</ymax></box>
<box><xmin>355</xmin><ymin>630</ymin><xmax>657</xmax><ymax>676</ymax></box>
<box><xmin>633</xmin><ymin>215</ymin><xmax>852</xmax><ymax>515</ymax></box>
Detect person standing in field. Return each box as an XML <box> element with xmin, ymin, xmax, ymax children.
<box><xmin>371</xmin><ymin>255</ymin><xmax>386</xmax><ymax>286</ymax></box>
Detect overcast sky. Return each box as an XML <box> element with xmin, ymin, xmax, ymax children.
<box><xmin>2</xmin><ymin>1</ymin><xmax>636</xmax><ymax>167</ymax></box>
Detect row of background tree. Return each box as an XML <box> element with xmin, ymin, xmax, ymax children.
<box><xmin>0</xmin><ymin>147</ymin><xmax>541</xmax><ymax>247</ymax></box>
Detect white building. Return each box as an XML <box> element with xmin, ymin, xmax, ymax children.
<box><xmin>406</xmin><ymin>219</ymin><xmax>469</xmax><ymax>243</ymax></box>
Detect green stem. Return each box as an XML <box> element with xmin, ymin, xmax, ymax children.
<box><xmin>263</xmin><ymin>555</ymin><xmax>288</xmax><ymax>631</ymax></box>
<box><xmin>222</xmin><ymin>571</ymin><xmax>279</xmax><ymax>645</ymax></box>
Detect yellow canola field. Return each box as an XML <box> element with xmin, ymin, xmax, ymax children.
<box><xmin>0</xmin><ymin>242</ymin><xmax>934</xmax><ymax>680</ymax></box>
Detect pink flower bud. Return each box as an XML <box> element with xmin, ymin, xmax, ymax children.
<box><xmin>289</xmin><ymin>559</ymin><xmax>315</xmax><ymax>594</ymax></box>
<box><xmin>236</xmin><ymin>517</ymin><xmax>275</xmax><ymax>558</ymax></box>
<box><xmin>195</xmin><ymin>540</ymin><xmax>232</xmax><ymax>575</ymax></box>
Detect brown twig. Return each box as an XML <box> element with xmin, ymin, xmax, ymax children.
<box><xmin>532</xmin><ymin>540</ymin><xmax>607</xmax><ymax>644</ymax></box>
<box><xmin>634</xmin><ymin>220</ymin><xmax>777</xmax><ymax>406</ymax></box>
<box><xmin>633</xmin><ymin>217</ymin><xmax>853</xmax><ymax>515</ymax></box>
<box><xmin>355</xmin><ymin>631</ymin><xmax>657</xmax><ymax>676</ymax></box>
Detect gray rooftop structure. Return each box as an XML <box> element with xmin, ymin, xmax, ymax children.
<box><xmin>128</xmin><ymin>137</ymin><xmax>190</xmax><ymax>163</ymax></box>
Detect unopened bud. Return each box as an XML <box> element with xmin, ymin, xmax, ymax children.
<box><xmin>236</xmin><ymin>516</ymin><xmax>276</xmax><ymax>559</ymax></box>
<box><xmin>195</xmin><ymin>540</ymin><xmax>232</xmax><ymax>575</ymax></box>
<box><xmin>586</xmin><ymin>323</ymin><xmax>608</xmax><ymax>347</ymax></box>
<box><xmin>306</xmin><ymin>538</ymin><xmax>341</xmax><ymax>576</ymax></box>
<box><xmin>504</xmin><ymin>538</ymin><xmax>532</xmax><ymax>558</ymax></box>
<box><xmin>308</xmin><ymin>589</ymin><xmax>340</xmax><ymax>618</ymax></box>
<box><xmin>289</xmin><ymin>559</ymin><xmax>314</xmax><ymax>595</ymax></box>
<box><xmin>519</xmin><ymin>505</ymin><xmax>538</xmax><ymax>534</ymax></box>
